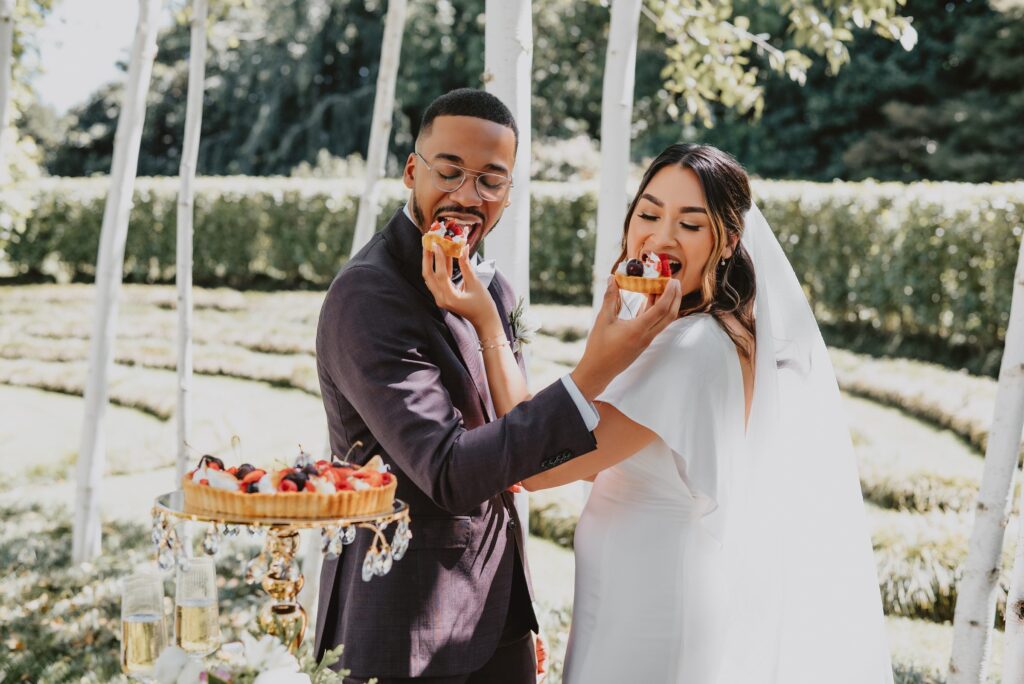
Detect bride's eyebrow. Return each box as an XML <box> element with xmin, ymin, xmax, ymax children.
<box><xmin>679</xmin><ymin>206</ymin><xmax>708</xmax><ymax>214</ymax></box>
<box><xmin>640</xmin><ymin>193</ymin><xmax>664</xmax><ymax>207</ymax></box>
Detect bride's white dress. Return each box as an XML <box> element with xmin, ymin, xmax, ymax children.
<box><xmin>562</xmin><ymin>205</ymin><xmax>894</xmax><ymax>683</ymax></box>
<box><xmin>563</xmin><ymin>314</ymin><xmax>744</xmax><ymax>684</ymax></box>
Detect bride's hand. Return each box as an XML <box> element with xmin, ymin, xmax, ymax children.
<box><xmin>422</xmin><ymin>243</ymin><xmax>501</xmax><ymax>332</ymax></box>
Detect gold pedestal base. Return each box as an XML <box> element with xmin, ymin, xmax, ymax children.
<box><xmin>257</xmin><ymin>529</ymin><xmax>307</xmax><ymax>651</ymax></box>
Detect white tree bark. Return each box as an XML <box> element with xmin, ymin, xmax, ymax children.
<box><xmin>349</xmin><ymin>0</ymin><xmax>408</xmax><ymax>254</ymax></box>
<box><xmin>590</xmin><ymin>0</ymin><xmax>642</xmax><ymax>311</ymax></box>
<box><xmin>950</xmin><ymin>229</ymin><xmax>1024</xmax><ymax>681</ymax></box>
<box><xmin>483</xmin><ymin>0</ymin><xmax>532</xmax><ymax>300</ymax></box>
<box><xmin>72</xmin><ymin>0</ymin><xmax>162</xmax><ymax>564</ymax></box>
<box><xmin>0</xmin><ymin>0</ymin><xmax>15</xmax><ymax>176</ymax></box>
<box><xmin>996</xmin><ymin>235</ymin><xmax>1024</xmax><ymax>682</ymax></box>
<box><xmin>175</xmin><ymin>0</ymin><xmax>208</xmax><ymax>485</ymax></box>
<box><xmin>484</xmin><ymin>0</ymin><xmax>533</xmax><ymax>526</ymax></box>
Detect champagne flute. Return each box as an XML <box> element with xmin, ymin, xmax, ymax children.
<box><xmin>120</xmin><ymin>572</ymin><xmax>167</xmax><ymax>681</ymax></box>
<box><xmin>174</xmin><ymin>556</ymin><xmax>221</xmax><ymax>658</ymax></box>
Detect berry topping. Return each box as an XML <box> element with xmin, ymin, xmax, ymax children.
<box><xmin>659</xmin><ymin>254</ymin><xmax>671</xmax><ymax>277</ymax></box>
<box><xmin>447</xmin><ymin>222</ymin><xmax>463</xmax><ymax>237</ymax></box>
<box><xmin>241</xmin><ymin>469</ymin><xmax>266</xmax><ymax>485</ymax></box>
<box><xmin>235</xmin><ymin>464</ymin><xmax>255</xmax><ymax>480</ymax></box>
<box><xmin>246</xmin><ymin>482</ymin><xmax>259</xmax><ymax>494</ymax></box>
<box><xmin>199</xmin><ymin>455</ymin><xmax>224</xmax><ymax>470</ymax></box>
<box><xmin>625</xmin><ymin>259</ymin><xmax>644</xmax><ymax>277</ymax></box>
<box><xmin>279</xmin><ymin>479</ymin><xmax>299</xmax><ymax>492</ymax></box>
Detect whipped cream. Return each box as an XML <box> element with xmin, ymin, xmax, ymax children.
<box><xmin>191</xmin><ymin>466</ymin><xmax>239</xmax><ymax>491</ymax></box>
<box><xmin>256</xmin><ymin>473</ymin><xmax>277</xmax><ymax>493</ymax></box>
<box><xmin>307</xmin><ymin>476</ymin><xmax>336</xmax><ymax>494</ymax></box>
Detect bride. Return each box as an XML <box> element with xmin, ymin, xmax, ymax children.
<box><xmin>424</xmin><ymin>143</ymin><xmax>892</xmax><ymax>683</ymax></box>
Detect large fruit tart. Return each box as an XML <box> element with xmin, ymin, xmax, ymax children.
<box><xmin>182</xmin><ymin>450</ymin><xmax>397</xmax><ymax>519</ymax></box>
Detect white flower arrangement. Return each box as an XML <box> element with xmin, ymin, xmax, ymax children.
<box><xmin>151</xmin><ymin>630</ymin><xmax>351</xmax><ymax>684</ymax></box>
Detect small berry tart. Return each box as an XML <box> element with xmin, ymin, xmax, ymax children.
<box><xmin>182</xmin><ymin>451</ymin><xmax>397</xmax><ymax>519</ymax></box>
<box><xmin>422</xmin><ymin>218</ymin><xmax>468</xmax><ymax>258</ymax></box>
<box><xmin>613</xmin><ymin>252</ymin><xmax>678</xmax><ymax>294</ymax></box>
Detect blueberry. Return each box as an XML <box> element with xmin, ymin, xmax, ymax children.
<box><xmin>625</xmin><ymin>259</ymin><xmax>644</xmax><ymax>277</ymax></box>
<box><xmin>284</xmin><ymin>472</ymin><xmax>307</xmax><ymax>490</ymax></box>
<box><xmin>303</xmin><ymin>465</ymin><xmax>319</xmax><ymax>478</ymax></box>
<box><xmin>236</xmin><ymin>464</ymin><xmax>255</xmax><ymax>480</ymax></box>
<box><xmin>246</xmin><ymin>482</ymin><xmax>259</xmax><ymax>494</ymax></box>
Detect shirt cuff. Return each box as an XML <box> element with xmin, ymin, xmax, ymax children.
<box><xmin>561</xmin><ymin>374</ymin><xmax>600</xmax><ymax>432</ymax></box>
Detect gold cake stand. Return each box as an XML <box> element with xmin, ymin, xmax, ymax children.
<box><xmin>151</xmin><ymin>491</ymin><xmax>411</xmax><ymax>651</ymax></box>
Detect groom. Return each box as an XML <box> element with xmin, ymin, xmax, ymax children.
<box><xmin>315</xmin><ymin>88</ymin><xmax>678</xmax><ymax>683</ymax></box>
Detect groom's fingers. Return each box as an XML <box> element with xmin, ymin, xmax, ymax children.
<box><xmin>636</xmin><ymin>279</ymin><xmax>681</xmax><ymax>335</ymax></box>
<box><xmin>596</xmin><ymin>276</ymin><xmax>620</xmax><ymax>323</ymax></box>
<box><xmin>457</xmin><ymin>250</ymin><xmax>477</xmax><ymax>290</ymax></box>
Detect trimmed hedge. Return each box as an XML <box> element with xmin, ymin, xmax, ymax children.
<box><xmin>3</xmin><ymin>177</ymin><xmax>1022</xmax><ymax>374</ymax></box>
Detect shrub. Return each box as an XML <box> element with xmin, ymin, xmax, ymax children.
<box><xmin>4</xmin><ymin>177</ymin><xmax>1023</xmax><ymax>373</ymax></box>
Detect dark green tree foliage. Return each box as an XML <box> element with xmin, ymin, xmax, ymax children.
<box><xmin>49</xmin><ymin>0</ymin><xmax>389</xmax><ymax>176</ymax></box>
<box><xmin>42</xmin><ymin>0</ymin><xmax>1021</xmax><ymax>182</ymax></box>
<box><xmin>694</xmin><ymin>0</ymin><xmax>1024</xmax><ymax>182</ymax></box>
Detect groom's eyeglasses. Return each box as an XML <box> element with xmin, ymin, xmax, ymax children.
<box><xmin>414</xmin><ymin>151</ymin><xmax>513</xmax><ymax>202</ymax></box>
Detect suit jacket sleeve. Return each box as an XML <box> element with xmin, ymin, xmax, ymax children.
<box><xmin>318</xmin><ymin>264</ymin><xmax>597</xmax><ymax>515</ymax></box>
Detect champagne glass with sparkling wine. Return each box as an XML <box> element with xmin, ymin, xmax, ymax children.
<box><xmin>121</xmin><ymin>572</ymin><xmax>167</xmax><ymax>682</ymax></box>
<box><xmin>174</xmin><ymin>556</ymin><xmax>221</xmax><ymax>658</ymax></box>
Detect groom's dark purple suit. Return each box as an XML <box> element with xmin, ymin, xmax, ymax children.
<box><xmin>314</xmin><ymin>209</ymin><xmax>596</xmax><ymax>680</ymax></box>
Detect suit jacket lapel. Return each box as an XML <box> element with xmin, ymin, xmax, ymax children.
<box><xmin>442</xmin><ymin>311</ymin><xmax>495</xmax><ymax>422</ymax></box>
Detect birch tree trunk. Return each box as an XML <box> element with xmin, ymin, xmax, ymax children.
<box><xmin>0</xmin><ymin>0</ymin><xmax>15</xmax><ymax>175</ymax></box>
<box><xmin>950</xmin><ymin>229</ymin><xmax>1024</xmax><ymax>681</ymax></box>
<box><xmin>349</xmin><ymin>0</ymin><xmax>407</xmax><ymax>254</ymax></box>
<box><xmin>995</xmin><ymin>234</ymin><xmax>1024</xmax><ymax>682</ymax></box>
<box><xmin>72</xmin><ymin>0</ymin><xmax>162</xmax><ymax>564</ymax></box>
<box><xmin>175</xmin><ymin>0</ymin><xmax>208</xmax><ymax>484</ymax></box>
<box><xmin>484</xmin><ymin>0</ymin><xmax>533</xmax><ymax>526</ymax></box>
<box><xmin>483</xmin><ymin>0</ymin><xmax>532</xmax><ymax>300</ymax></box>
<box><xmin>590</xmin><ymin>0</ymin><xmax>642</xmax><ymax>311</ymax></box>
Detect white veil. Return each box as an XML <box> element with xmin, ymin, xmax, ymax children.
<box><xmin>717</xmin><ymin>204</ymin><xmax>893</xmax><ymax>683</ymax></box>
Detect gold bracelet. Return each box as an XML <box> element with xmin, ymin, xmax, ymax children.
<box><xmin>479</xmin><ymin>338</ymin><xmax>510</xmax><ymax>352</ymax></box>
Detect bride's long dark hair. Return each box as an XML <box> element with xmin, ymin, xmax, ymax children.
<box><xmin>613</xmin><ymin>143</ymin><xmax>757</xmax><ymax>359</ymax></box>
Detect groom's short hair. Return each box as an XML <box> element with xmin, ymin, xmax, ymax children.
<box><xmin>419</xmin><ymin>88</ymin><xmax>519</xmax><ymax>150</ymax></box>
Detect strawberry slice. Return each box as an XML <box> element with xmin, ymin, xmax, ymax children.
<box><xmin>280</xmin><ymin>479</ymin><xmax>298</xmax><ymax>492</ymax></box>
<box><xmin>241</xmin><ymin>469</ymin><xmax>266</xmax><ymax>485</ymax></box>
<box><xmin>658</xmin><ymin>254</ymin><xmax>671</xmax><ymax>277</ymax></box>
<box><xmin>447</xmin><ymin>222</ymin><xmax>463</xmax><ymax>236</ymax></box>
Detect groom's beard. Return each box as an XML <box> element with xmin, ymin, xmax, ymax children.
<box><xmin>411</xmin><ymin>194</ymin><xmax>427</xmax><ymax>233</ymax></box>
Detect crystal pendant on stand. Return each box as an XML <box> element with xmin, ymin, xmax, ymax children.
<box><xmin>361</xmin><ymin>552</ymin><xmax>377</xmax><ymax>582</ymax></box>
<box><xmin>375</xmin><ymin>549</ymin><xmax>393</xmax><ymax>576</ymax></box>
<box><xmin>341</xmin><ymin>525</ymin><xmax>356</xmax><ymax>545</ymax></box>
<box><xmin>244</xmin><ymin>554</ymin><xmax>267</xmax><ymax>585</ymax></box>
<box><xmin>158</xmin><ymin>546</ymin><xmax>175</xmax><ymax>571</ymax></box>
<box><xmin>202</xmin><ymin>526</ymin><xmax>221</xmax><ymax>556</ymax></box>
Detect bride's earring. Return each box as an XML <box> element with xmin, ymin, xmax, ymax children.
<box><xmin>720</xmin><ymin>257</ymin><xmax>727</xmax><ymax>267</ymax></box>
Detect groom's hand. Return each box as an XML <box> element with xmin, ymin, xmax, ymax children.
<box><xmin>570</xmin><ymin>276</ymin><xmax>682</xmax><ymax>401</ymax></box>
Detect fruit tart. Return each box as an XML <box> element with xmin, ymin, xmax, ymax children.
<box><xmin>421</xmin><ymin>218</ymin><xmax>468</xmax><ymax>259</ymax></box>
<box><xmin>613</xmin><ymin>251</ymin><xmax>678</xmax><ymax>295</ymax></box>
<box><xmin>182</xmin><ymin>450</ymin><xmax>397</xmax><ymax>519</ymax></box>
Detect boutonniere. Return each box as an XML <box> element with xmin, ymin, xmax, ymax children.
<box><xmin>508</xmin><ymin>297</ymin><xmax>540</xmax><ymax>353</ymax></box>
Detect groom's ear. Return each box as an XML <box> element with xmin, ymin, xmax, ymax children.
<box><xmin>403</xmin><ymin>153</ymin><xmax>417</xmax><ymax>189</ymax></box>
